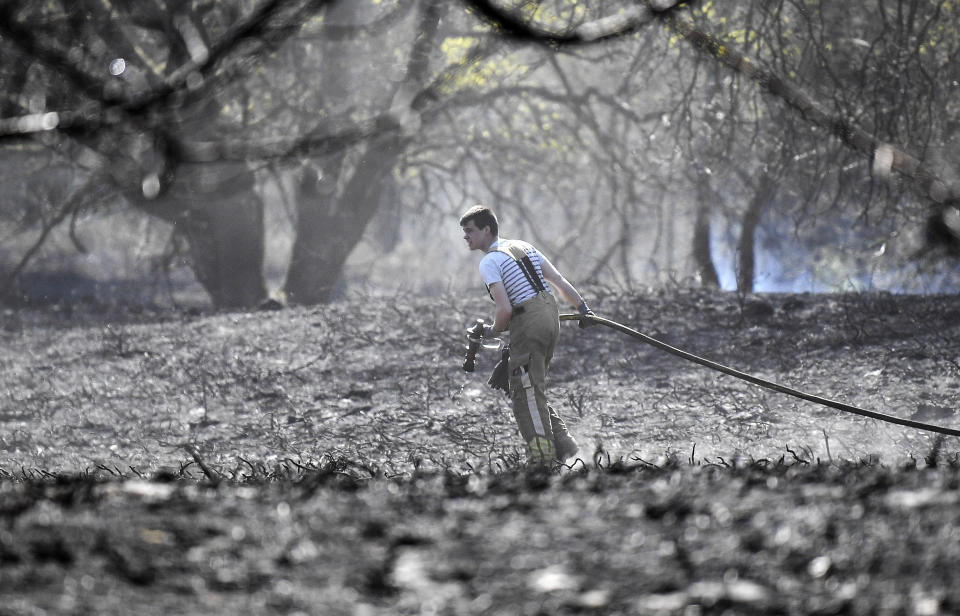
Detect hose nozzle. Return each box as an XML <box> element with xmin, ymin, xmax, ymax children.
<box><xmin>462</xmin><ymin>319</ymin><xmax>485</xmax><ymax>372</ymax></box>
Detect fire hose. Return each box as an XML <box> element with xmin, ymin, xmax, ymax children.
<box><xmin>555</xmin><ymin>312</ymin><xmax>960</xmax><ymax>438</ymax></box>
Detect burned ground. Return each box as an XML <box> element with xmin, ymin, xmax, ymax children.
<box><xmin>1</xmin><ymin>289</ymin><xmax>959</xmax><ymax>614</ymax></box>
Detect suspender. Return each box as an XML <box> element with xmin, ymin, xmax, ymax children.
<box><xmin>498</xmin><ymin>245</ymin><xmax>546</xmax><ymax>293</ymax></box>
<box><xmin>486</xmin><ymin>244</ymin><xmax>546</xmax><ymax>302</ymax></box>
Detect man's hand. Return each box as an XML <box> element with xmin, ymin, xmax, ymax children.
<box><xmin>487</xmin><ymin>347</ymin><xmax>510</xmax><ymax>395</ymax></box>
<box><xmin>578</xmin><ymin>301</ymin><xmax>596</xmax><ymax>329</ymax></box>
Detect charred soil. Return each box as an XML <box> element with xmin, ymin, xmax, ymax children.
<box><xmin>2</xmin><ymin>288</ymin><xmax>960</xmax><ymax>615</ymax></box>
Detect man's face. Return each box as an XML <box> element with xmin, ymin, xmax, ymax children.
<box><xmin>462</xmin><ymin>220</ymin><xmax>491</xmax><ymax>251</ymax></box>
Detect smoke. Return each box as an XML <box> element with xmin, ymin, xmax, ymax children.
<box><xmin>711</xmin><ymin>216</ymin><xmax>960</xmax><ymax>294</ymax></box>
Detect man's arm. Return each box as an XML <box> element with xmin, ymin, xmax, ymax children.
<box><xmin>540</xmin><ymin>258</ymin><xmax>586</xmax><ymax>309</ymax></box>
<box><xmin>487</xmin><ymin>282</ymin><xmax>513</xmax><ymax>335</ymax></box>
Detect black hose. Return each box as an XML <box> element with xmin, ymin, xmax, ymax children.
<box><xmin>560</xmin><ymin>312</ymin><xmax>960</xmax><ymax>438</ymax></box>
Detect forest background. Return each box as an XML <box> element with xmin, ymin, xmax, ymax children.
<box><xmin>1</xmin><ymin>0</ymin><xmax>959</xmax><ymax>310</ymax></box>
<box><xmin>4</xmin><ymin>4</ymin><xmax>960</xmax><ymax>613</ymax></box>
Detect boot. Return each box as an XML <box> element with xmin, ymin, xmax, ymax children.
<box><xmin>554</xmin><ymin>433</ymin><xmax>580</xmax><ymax>462</ymax></box>
<box><xmin>549</xmin><ymin>405</ymin><xmax>579</xmax><ymax>461</ymax></box>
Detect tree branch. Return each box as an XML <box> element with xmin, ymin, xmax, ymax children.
<box><xmin>665</xmin><ymin>13</ymin><xmax>958</xmax><ymax>208</ymax></box>
<box><xmin>0</xmin><ymin>0</ymin><xmax>335</xmax><ymax>139</ymax></box>
<box><xmin>455</xmin><ymin>0</ymin><xmax>957</xmax><ymax>213</ymax></box>
<box><xmin>0</xmin><ymin>174</ymin><xmax>113</xmax><ymax>299</ymax></box>
<box><xmin>458</xmin><ymin>0</ymin><xmax>684</xmax><ymax>45</ymax></box>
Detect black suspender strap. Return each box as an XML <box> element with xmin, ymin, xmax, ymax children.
<box><xmin>498</xmin><ymin>245</ymin><xmax>546</xmax><ymax>293</ymax></box>
<box><xmin>484</xmin><ymin>243</ymin><xmax>548</xmax><ymax>303</ymax></box>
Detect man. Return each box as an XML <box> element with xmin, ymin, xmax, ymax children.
<box><xmin>460</xmin><ymin>205</ymin><xmax>594</xmax><ymax>466</ymax></box>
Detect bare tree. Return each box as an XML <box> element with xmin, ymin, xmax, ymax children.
<box><xmin>2</xmin><ymin>0</ymin><xmax>958</xmax><ymax>306</ymax></box>
<box><xmin>453</xmin><ymin>0</ymin><xmax>960</xmax><ymax>289</ymax></box>
<box><xmin>282</xmin><ymin>0</ymin><xmax>444</xmax><ymax>304</ymax></box>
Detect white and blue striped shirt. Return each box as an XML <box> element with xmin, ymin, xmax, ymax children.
<box><xmin>479</xmin><ymin>239</ymin><xmax>553</xmax><ymax>306</ymax></box>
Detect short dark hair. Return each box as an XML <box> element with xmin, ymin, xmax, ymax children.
<box><xmin>459</xmin><ymin>205</ymin><xmax>499</xmax><ymax>236</ymax></box>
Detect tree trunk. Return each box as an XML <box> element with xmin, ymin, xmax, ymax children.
<box><xmin>283</xmin><ymin>0</ymin><xmax>443</xmax><ymax>304</ymax></box>
<box><xmin>116</xmin><ymin>4</ymin><xmax>267</xmax><ymax>310</ymax></box>
<box><xmin>693</xmin><ymin>171</ymin><xmax>720</xmax><ymax>288</ymax></box>
<box><xmin>693</xmin><ymin>200</ymin><xmax>720</xmax><ymax>288</ymax></box>
<box><xmin>284</xmin><ymin>128</ymin><xmax>403</xmax><ymax>304</ymax></box>
<box><xmin>736</xmin><ymin>171</ymin><xmax>777</xmax><ymax>293</ymax></box>
<box><xmin>172</xmin><ymin>162</ymin><xmax>267</xmax><ymax>308</ymax></box>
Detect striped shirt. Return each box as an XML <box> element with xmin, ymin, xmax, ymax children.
<box><xmin>479</xmin><ymin>239</ymin><xmax>553</xmax><ymax>306</ymax></box>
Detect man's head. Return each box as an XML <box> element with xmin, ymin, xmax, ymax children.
<box><xmin>460</xmin><ymin>205</ymin><xmax>498</xmax><ymax>251</ymax></box>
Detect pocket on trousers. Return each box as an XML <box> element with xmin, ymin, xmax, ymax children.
<box><xmin>508</xmin><ymin>351</ymin><xmax>531</xmax><ymax>378</ymax></box>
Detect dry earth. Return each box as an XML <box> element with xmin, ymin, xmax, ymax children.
<box><xmin>1</xmin><ymin>288</ymin><xmax>960</xmax><ymax>615</ymax></box>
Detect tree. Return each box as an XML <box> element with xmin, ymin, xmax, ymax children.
<box><xmin>456</xmin><ymin>0</ymin><xmax>960</xmax><ymax>291</ymax></box>
<box><xmin>665</xmin><ymin>0</ymin><xmax>960</xmax><ymax>289</ymax></box>
<box><xmin>2</xmin><ymin>0</ymin><xmax>959</xmax><ymax>306</ymax></box>
<box><xmin>0</xmin><ymin>0</ymin><xmax>335</xmax><ymax>307</ymax></box>
<box><xmin>282</xmin><ymin>0</ymin><xmax>445</xmax><ymax>304</ymax></box>
<box><xmin>0</xmin><ymin>0</ymin><xmax>446</xmax><ymax>307</ymax></box>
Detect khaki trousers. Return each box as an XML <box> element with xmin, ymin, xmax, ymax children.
<box><xmin>507</xmin><ymin>291</ymin><xmax>574</xmax><ymax>464</ymax></box>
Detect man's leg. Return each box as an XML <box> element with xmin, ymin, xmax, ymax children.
<box><xmin>549</xmin><ymin>406</ymin><xmax>580</xmax><ymax>461</ymax></box>
<box><xmin>538</xmin><ymin>295</ymin><xmax>578</xmax><ymax>461</ymax></box>
<box><xmin>508</xmin><ymin>350</ymin><xmax>554</xmax><ymax>465</ymax></box>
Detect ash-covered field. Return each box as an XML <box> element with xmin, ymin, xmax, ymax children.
<box><xmin>2</xmin><ymin>289</ymin><xmax>959</xmax><ymax>615</ymax></box>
